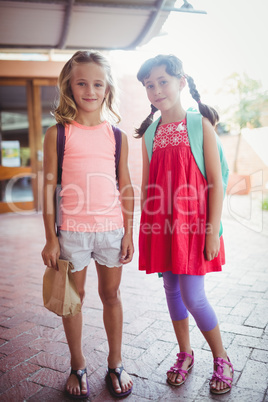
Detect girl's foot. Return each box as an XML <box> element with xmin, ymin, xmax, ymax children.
<box><xmin>210</xmin><ymin>354</ymin><xmax>233</xmax><ymax>394</ymax></box>
<box><xmin>167</xmin><ymin>350</ymin><xmax>194</xmax><ymax>386</ymax></box>
<box><xmin>66</xmin><ymin>356</ymin><xmax>89</xmax><ymax>397</ymax></box>
<box><xmin>106</xmin><ymin>366</ymin><xmax>133</xmax><ymax>397</ymax></box>
<box><xmin>66</xmin><ymin>368</ymin><xmax>89</xmax><ymax>398</ymax></box>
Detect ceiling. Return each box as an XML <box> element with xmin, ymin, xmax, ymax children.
<box><xmin>0</xmin><ymin>0</ymin><xmax>188</xmax><ymax>52</ymax></box>
<box><xmin>0</xmin><ymin>0</ymin><xmax>207</xmax><ymax>126</ymax></box>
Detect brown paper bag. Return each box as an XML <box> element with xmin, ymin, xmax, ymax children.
<box><xmin>43</xmin><ymin>259</ymin><xmax>81</xmax><ymax>318</ymax></box>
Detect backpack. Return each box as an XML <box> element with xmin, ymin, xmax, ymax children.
<box><xmin>144</xmin><ymin>111</ymin><xmax>229</xmax><ymax>237</ymax></box>
<box><xmin>55</xmin><ymin>123</ymin><xmax>122</xmax><ymax>235</ymax></box>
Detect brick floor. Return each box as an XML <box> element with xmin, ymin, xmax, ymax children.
<box><xmin>0</xmin><ymin>195</ymin><xmax>267</xmax><ymax>401</ymax></box>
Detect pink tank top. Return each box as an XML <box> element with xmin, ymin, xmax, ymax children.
<box><xmin>60</xmin><ymin>121</ymin><xmax>123</xmax><ymax>232</ymax></box>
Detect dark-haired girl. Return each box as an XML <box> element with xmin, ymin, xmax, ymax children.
<box><xmin>136</xmin><ymin>55</ymin><xmax>233</xmax><ymax>395</ymax></box>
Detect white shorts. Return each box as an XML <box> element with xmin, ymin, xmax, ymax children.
<box><xmin>59</xmin><ymin>228</ymin><xmax>124</xmax><ymax>272</ymax></box>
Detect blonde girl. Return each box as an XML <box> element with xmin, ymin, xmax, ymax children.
<box><xmin>42</xmin><ymin>51</ymin><xmax>134</xmax><ymax>399</ymax></box>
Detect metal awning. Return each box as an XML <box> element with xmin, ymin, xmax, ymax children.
<box><xmin>0</xmin><ymin>0</ymin><xmax>206</xmax><ymax>52</ymax></box>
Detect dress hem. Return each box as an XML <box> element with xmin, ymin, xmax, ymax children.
<box><xmin>138</xmin><ymin>266</ymin><xmax>224</xmax><ymax>275</ymax></box>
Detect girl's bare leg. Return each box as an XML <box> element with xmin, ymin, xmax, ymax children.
<box><xmin>96</xmin><ymin>262</ymin><xmax>133</xmax><ymax>394</ymax></box>
<box><xmin>63</xmin><ymin>267</ymin><xmax>88</xmax><ymax>396</ymax></box>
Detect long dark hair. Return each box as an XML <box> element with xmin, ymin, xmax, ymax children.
<box><xmin>135</xmin><ymin>54</ymin><xmax>219</xmax><ymax>137</ymax></box>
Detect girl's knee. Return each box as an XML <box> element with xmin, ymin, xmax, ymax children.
<box><xmin>99</xmin><ymin>287</ymin><xmax>121</xmax><ymax>306</ymax></box>
<box><xmin>179</xmin><ymin>275</ymin><xmax>206</xmax><ymax>313</ymax></box>
<box><xmin>181</xmin><ymin>290</ymin><xmax>206</xmax><ymax>313</ymax></box>
<box><xmin>181</xmin><ymin>292</ymin><xmax>197</xmax><ymax>310</ymax></box>
<box><xmin>75</xmin><ymin>287</ymin><xmax>86</xmax><ymax>304</ymax></box>
<box><xmin>72</xmin><ymin>268</ymin><xmax>87</xmax><ymax>304</ymax></box>
<box><xmin>79</xmin><ymin>291</ymin><xmax>86</xmax><ymax>304</ymax></box>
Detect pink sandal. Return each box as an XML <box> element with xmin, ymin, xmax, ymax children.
<box><xmin>210</xmin><ymin>356</ymin><xmax>233</xmax><ymax>394</ymax></box>
<box><xmin>167</xmin><ymin>351</ymin><xmax>194</xmax><ymax>386</ymax></box>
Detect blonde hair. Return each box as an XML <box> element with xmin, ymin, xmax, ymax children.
<box><xmin>53</xmin><ymin>50</ymin><xmax>121</xmax><ymax>125</ymax></box>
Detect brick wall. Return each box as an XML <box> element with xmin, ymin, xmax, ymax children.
<box><xmin>221</xmin><ymin>135</ymin><xmax>268</xmax><ymax>191</ymax></box>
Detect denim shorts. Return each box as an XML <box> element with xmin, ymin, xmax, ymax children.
<box><xmin>59</xmin><ymin>228</ymin><xmax>124</xmax><ymax>272</ymax></box>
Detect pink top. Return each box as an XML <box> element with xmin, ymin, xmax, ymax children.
<box><xmin>60</xmin><ymin>121</ymin><xmax>123</xmax><ymax>232</ymax></box>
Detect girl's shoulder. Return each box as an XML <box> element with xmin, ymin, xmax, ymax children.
<box><xmin>202</xmin><ymin>117</ymin><xmax>216</xmax><ymax>142</ymax></box>
<box><xmin>43</xmin><ymin>125</ymin><xmax>58</xmax><ymax>158</ymax></box>
<box><xmin>117</xmin><ymin>127</ymin><xmax>126</xmax><ymax>137</ymax></box>
<box><xmin>45</xmin><ymin>124</ymin><xmax>57</xmax><ymax>137</ymax></box>
<box><xmin>43</xmin><ymin>125</ymin><xmax>58</xmax><ymax>150</ymax></box>
<box><xmin>202</xmin><ymin>116</ymin><xmax>213</xmax><ymax>129</ymax></box>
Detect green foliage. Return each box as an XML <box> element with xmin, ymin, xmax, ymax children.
<box><xmin>262</xmin><ymin>198</ymin><xmax>268</xmax><ymax>211</ymax></box>
<box><xmin>223</xmin><ymin>72</ymin><xmax>268</xmax><ymax>129</ymax></box>
<box><xmin>235</xmin><ymin>98</ymin><xmax>261</xmax><ymax>129</ymax></box>
<box><xmin>20</xmin><ymin>147</ymin><xmax>31</xmax><ymax>166</ymax></box>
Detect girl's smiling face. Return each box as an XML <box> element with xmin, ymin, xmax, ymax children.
<box><xmin>143</xmin><ymin>65</ymin><xmax>184</xmax><ymax>113</ymax></box>
<box><xmin>70</xmin><ymin>62</ymin><xmax>108</xmax><ymax>116</ymax></box>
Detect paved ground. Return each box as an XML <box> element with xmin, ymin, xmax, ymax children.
<box><xmin>0</xmin><ymin>195</ymin><xmax>267</xmax><ymax>401</ymax></box>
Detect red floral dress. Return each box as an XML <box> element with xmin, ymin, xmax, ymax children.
<box><xmin>139</xmin><ymin>118</ymin><xmax>225</xmax><ymax>275</ymax></box>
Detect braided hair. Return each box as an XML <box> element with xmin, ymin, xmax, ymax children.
<box><xmin>185</xmin><ymin>75</ymin><xmax>219</xmax><ymax>127</ymax></box>
<box><xmin>134</xmin><ymin>104</ymin><xmax>158</xmax><ymax>138</ymax></box>
<box><xmin>135</xmin><ymin>54</ymin><xmax>219</xmax><ymax>137</ymax></box>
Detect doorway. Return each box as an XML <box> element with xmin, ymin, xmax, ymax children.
<box><xmin>0</xmin><ymin>78</ymin><xmax>57</xmax><ymax>213</ymax></box>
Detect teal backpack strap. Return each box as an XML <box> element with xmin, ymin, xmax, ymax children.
<box><xmin>186</xmin><ymin>111</ymin><xmax>229</xmax><ymax>198</ymax></box>
<box><xmin>144</xmin><ymin>117</ymin><xmax>161</xmax><ymax>162</ymax></box>
<box><xmin>217</xmin><ymin>139</ymin><xmax>229</xmax><ymax>198</ymax></box>
<box><xmin>186</xmin><ymin>111</ymin><xmax>229</xmax><ymax>237</ymax></box>
<box><xmin>186</xmin><ymin>111</ymin><xmax>207</xmax><ymax>179</ymax></box>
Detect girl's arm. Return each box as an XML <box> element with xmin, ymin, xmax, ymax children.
<box><xmin>41</xmin><ymin>125</ymin><xmax>60</xmax><ymax>269</ymax></box>
<box><xmin>118</xmin><ymin>132</ymin><xmax>134</xmax><ymax>264</ymax></box>
<box><xmin>140</xmin><ymin>136</ymin><xmax>150</xmax><ymax>211</ymax></box>
<box><xmin>203</xmin><ymin>118</ymin><xmax>224</xmax><ymax>261</ymax></box>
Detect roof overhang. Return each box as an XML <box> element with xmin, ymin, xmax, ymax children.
<box><xmin>0</xmin><ymin>0</ymin><xmax>206</xmax><ymax>52</ymax></box>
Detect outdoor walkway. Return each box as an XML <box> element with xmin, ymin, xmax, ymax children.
<box><xmin>0</xmin><ymin>195</ymin><xmax>267</xmax><ymax>401</ymax></box>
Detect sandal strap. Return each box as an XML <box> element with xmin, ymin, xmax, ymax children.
<box><xmin>71</xmin><ymin>367</ymin><xmax>87</xmax><ymax>378</ymax></box>
<box><xmin>172</xmin><ymin>351</ymin><xmax>194</xmax><ymax>368</ymax></box>
<box><xmin>70</xmin><ymin>367</ymin><xmax>87</xmax><ymax>392</ymax></box>
<box><xmin>214</xmin><ymin>356</ymin><xmax>233</xmax><ymax>369</ymax></box>
<box><xmin>107</xmin><ymin>365</ymin><xmax>124</xmax><ymax>388</ymax></box>
<box><xmin>177</xmin><ymin>351</ymin><xmax>194</xmax><ymax>362</ymax></box>
<box><xmin>213</xmin><ymin>356</ymin><xmax>234</xmax><ymax>375</ymax></box>
<box><xmin>167</xmin><ymin>351</ymin><xmax>194</xmax><ymax>380</ymax></box>
<box><xmin>70</xmin><ymin>367</ymin><xmax>87</xmax><ymax>378</ymax></box>
<box><xmin>167</xmin><ymin>367</ymin><xmax>187</xmax><ymax>381</ymax></box>
<box><xmin>210</xmin><ymin>357</ymin><xmax>233</xmax><ymax>388</ymax></box>
<box><xmin>210</xmin><ymin>371</ymin><xmax>233</xmax><ymax>386</ymax></box>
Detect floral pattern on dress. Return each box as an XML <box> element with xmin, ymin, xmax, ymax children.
<box><xmin>153</xmin><ymin>120</ymin><xmax>190</xmax><ymax>152</ymax></box>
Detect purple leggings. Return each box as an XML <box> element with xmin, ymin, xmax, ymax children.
<box><xmin>162</xmin><ymin>271</ymin><xmax>218</xmax><ymax>332</ymax></box>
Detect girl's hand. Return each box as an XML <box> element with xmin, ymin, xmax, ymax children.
<box><xmin>120</xmin><ymin>234</ymin><xmax>134</xmax><ymax>264</ymax></box>
<box><xmin>205</xmin><ymin>233</ymin><xmax>220</xmax><ymax>261</ymax></box>
<box><xmin>41</xmin><ymin>238</ymin><xmax>60</xmax><ymax>270</ymax></box>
